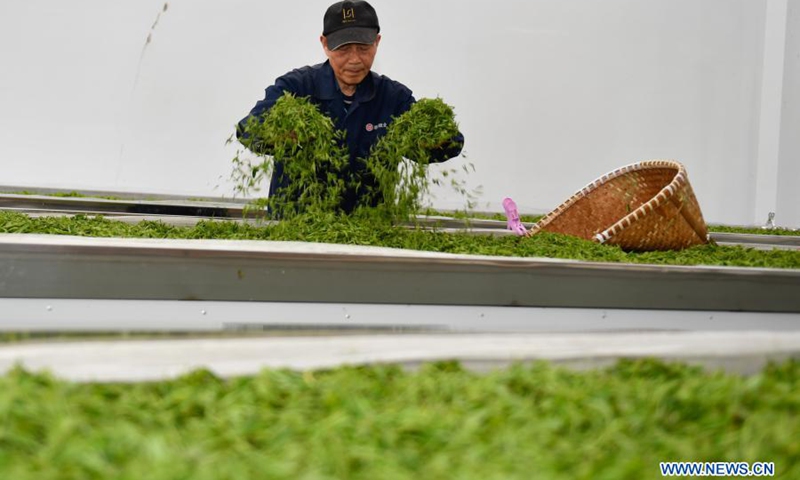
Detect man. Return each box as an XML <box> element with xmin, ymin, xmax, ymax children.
<box><xmin>237</xmin><ymin>0</ymin><xmax>464</xmax><ymax>213</ymax></box>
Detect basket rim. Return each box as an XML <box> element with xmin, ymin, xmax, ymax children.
<box><xmin>528</xmin><ymin>159</ymin><xmax>698</xmax><ymax>244</ymax></box>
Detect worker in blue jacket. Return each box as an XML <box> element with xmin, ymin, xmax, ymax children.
<box><xmin>237</xmin><ymin>0</ymin><xmax>464</xmax><ymax>213</ymax></box>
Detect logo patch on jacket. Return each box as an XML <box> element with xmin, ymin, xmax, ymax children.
<box><xmin>365</xmin><ymin>122</ymin><xmax>387</xmax><ymax>132</ymax></box>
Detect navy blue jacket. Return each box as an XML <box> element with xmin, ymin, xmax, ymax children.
<box><xmin>237</xmin><ymin>61</ymin><xmax>464</xmax><ymax>213</ymax></box>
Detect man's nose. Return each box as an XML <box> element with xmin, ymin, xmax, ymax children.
<box><xmin>345</xmin><ymin>51</ymin><xmax>362</xmax><ymax>63</ymax></box>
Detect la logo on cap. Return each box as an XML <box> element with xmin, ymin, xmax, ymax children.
<box><xmin>342</xmin><ymin>7</ymin><xmax>355</xmax><ymax>20</ymax></box>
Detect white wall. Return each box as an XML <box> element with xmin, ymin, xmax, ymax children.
<box><xmin>777</xmin><ymin>0</ymin><xmax>800</xmax><ymax>227</ymax></box>
<box><xmin>0</xmin><ymin>0</ymin><xmax>795</xmax><ymax>226</ymax></box>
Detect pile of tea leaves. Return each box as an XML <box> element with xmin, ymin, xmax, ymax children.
<box><xmin>1</xmin><ymin>211</ymin><xmax>798</xmax><ymax>269</ymax></box>
<box><xmin>0</xmin><ymin>358</ymin><xmax>797</xmax><ymax>480</ymax></box>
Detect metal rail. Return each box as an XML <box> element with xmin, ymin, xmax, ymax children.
<box><xmin>2</xmin><ymin>298</ymin><xmax>798</xmax><ymax>333</ymax></box>
<box><xmin>407</xmin><ymin>217</ymin><xmax>800</xmax><ymax>250</ymax></box>
<box><xmin>0</xmin><ymin>193</ymin><xmax>258</xmax><ymax>218</ymax></box>
<box><xmin>1</xmin><ymin>234</ymin><xmax>798</xmax><ymax>312</ymax></box>
<box><xmin>710</xmin><ymin>232</ymin><xmax>800</xmax><ymax>248</ymax></box>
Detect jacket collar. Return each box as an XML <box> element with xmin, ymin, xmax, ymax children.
<box><xmin>316</xmin><ymin>60</ymin><xmax>377</xmax><ymax>103</ymax></box>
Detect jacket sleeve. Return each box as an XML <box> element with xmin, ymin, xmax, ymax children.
<box><xmin>427</xmin><ymin>129</ymin><xmax>464</xmax><ymax>164</ymax></box>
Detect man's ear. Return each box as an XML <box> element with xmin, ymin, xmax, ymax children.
<box><xmin>320</xmin><ymin>35</ymin><xmax>329</xmax><ymax>51</ymax></box>
<box><xmin>374</xmin><ymin>34</ymin><xmax>381</xmax><ymax>47</ymax></box>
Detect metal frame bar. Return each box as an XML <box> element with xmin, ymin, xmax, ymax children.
<box><xmin>0</xmin><ymin>193</ymin><xmax>257</xmax><ymax>218</ymax></box>
<box><xmin>2</xmin><ymin>298</ymin><xmax>798</xmax><ymax>333</ymax></box>
<box><xmin>2</xmin><ymin>234</ymin><xmax>798</xmax><ymax>312</ymax></box>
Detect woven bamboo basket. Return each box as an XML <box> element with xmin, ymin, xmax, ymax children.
<box><xmin>526</xmin><ymin>160</ymin><xmax>710</xmax><ymax>251</ymax></box>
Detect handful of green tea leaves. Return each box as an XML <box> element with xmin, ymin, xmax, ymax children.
<box><xmin>363</xmin><ymin>98</ymin><xmax>463</xmax><ymax>220</ymax></box>
<box><xmin>232</xmin><ymin>94</ymin><xmax>467</xmax><ymax>221</ymax></box>
<box><xmin>232</xmin><ymin>94</ymin><xmax>349</xmax><ymax>218</ymax></box>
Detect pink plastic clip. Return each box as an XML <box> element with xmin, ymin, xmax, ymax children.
<box><xmin>502</xmin><ymin>197</ymin><xmax>528</xmax><ymax>236</ymax></box>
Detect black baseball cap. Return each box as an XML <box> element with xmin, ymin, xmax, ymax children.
<box><xmin>323</xmin><ymin>1</ymin><xmax>380</xmax><ymax>51</ymax></box>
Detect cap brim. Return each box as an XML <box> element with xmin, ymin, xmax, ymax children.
<box><xmin>326</xmin><ymin>27</ymin><xmax>378</xmax><ymax>51</ymax></box>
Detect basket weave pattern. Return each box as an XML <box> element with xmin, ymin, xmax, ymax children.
<box><xmin>527</xmin><ymin>160</ymin><xmax>709</xmax><ymax>251</ymax></box>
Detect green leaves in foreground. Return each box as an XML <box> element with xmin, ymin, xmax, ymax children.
<box><xmin>0</xmin><ymin>359</ymin><xmax>797</xmax><ymax>480</ymax></box>
<box><xmin>1</xmin><ymin>211</ymin><xmax>799</xmax><ymax>269</ymax></box>
<box><xmin>233</xmin><ymin>94</ymin><xmax>467</xmax><ymax>221</ymax></box>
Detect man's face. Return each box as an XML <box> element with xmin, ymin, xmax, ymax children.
<box><xmin>321</xmin><ymin>34</ymin><xmax>381</xmax><ymax>91</ymax></box>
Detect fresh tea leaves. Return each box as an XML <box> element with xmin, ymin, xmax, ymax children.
<box><xmin>363</xmin><ymin>98</ymin><xmax>463</xmax><ymax>220</ymax></box>
<box><xmin>0</xmin><ymin>359</ymin><xmax>797</xmax><ymax>479</ymax></box>
<box><xmin>232</xmin><ymin>94</ymin><xmax>468</xmax><ymax>221</ymax></box>
<box><xmin>232</xmin><ymin>93</ymin><xmax>349</xmax><ymax>218</ymax></box>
